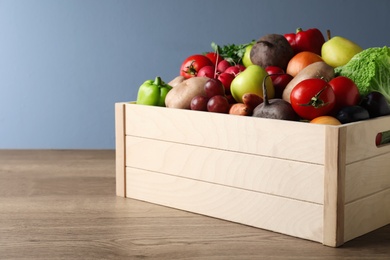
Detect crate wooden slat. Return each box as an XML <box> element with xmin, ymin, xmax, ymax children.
<box><xmin>125</xmin><ymin>136</ymin><xmax>324</xmax><ymax>203</ymax></box>
<box><xmin>115</xmin><ymin>102</ymin><xmax>390</xmax><ymax>247</ymax></box>
<box><xmin>126</xmin><ymin>167</ymin><xmax>324</xmax><ymax>242</ymax></box>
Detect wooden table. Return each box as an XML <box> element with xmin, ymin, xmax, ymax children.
<box><xmin>1</xmin><ymin>150</ymin><xmax>389</xmax><ymax>259</ymax></box>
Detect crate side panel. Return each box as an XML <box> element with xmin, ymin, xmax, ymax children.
<box><xmin>344</xmin><ymin>188</ymin><xmax>390</xmax><ymax>242</ymax></box>
<box><xmin>124</xmin><ymin>104</ymin><xmax>326</xmax><ymax>164</ymax></box>
<box><xmin>345</xmin><ymin>152</ymin><xmax>390</xmax><ymax>203</ymax></box>
<box><xmin>344</xmin><ymin>116</ymin><xmax>390</xmax><ymax>164</ymax></box>
<box><xmin>126</xmin><ymin>167</ymin><xmax>324</xmax><ymax>243</ymax></box>
<box><xmin>125</xmin><ymin>136</ymin><xmax>324</xmax><ymax>204</ymax></box>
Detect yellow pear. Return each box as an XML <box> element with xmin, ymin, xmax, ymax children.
<box><xmin>321</xmin><ymin>30</ymin><xmax>363</xmax><ymax>68</ymax></box>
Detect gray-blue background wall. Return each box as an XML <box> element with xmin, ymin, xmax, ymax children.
<box><xmin>1</xmin><ymin>0</ymin><xmax>389</xmax><ymax>149</ymax></box>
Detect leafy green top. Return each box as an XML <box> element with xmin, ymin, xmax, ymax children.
<box><xmin>210</xmin><ymin>41</ymin><xmax>254</xmax><ymax>65</ymax></box>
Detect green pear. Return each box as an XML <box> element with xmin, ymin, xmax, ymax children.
<box><xmin>242</xmin><ymin>44</ymin><xmax>254</xmax><ymax>68</ymax></box>
<box><xmin>321</xmin><ymin>32</ymin><xmax>363</xmax><ymax>68</ymax></box>
<box><xmin>230</xmin><ymin>65</ymin><xmax>274</xmax><ymax>103</ymax></box>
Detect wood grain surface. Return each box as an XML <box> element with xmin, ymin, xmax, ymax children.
<box><xmin>1</xmin><ymin>150</ymin><xmax>389</xmax><ymax>260</ymax></box>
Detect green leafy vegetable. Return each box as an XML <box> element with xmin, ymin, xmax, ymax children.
<box><xmin>210</xmin><ymin>41</ymin><xmax>255</xmax><ymax>65</ymax></box>
<box><xmin>334</xmin><ymin>46</ymin><xmax>390</xmax><ymax>103</ymax></box>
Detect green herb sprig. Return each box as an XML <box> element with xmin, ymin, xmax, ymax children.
<box><xmin>210</xmin><ymin>41</ymin><xmax>255</xmax><ymax>65</ymax></box>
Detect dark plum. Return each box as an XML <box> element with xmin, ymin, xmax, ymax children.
<box><xmin>360</xmin><ymin>91</ymin><xmax>390</xmax><ymax>118</ymax></box>
<box><xmin>336</xmin><ymin>105</ymin><xmax>370</xmax><ymax>124</ymax></box>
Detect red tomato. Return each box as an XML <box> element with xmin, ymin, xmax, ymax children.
<box><xmin>205</xmin><ymin>52</ymin><xmax>223</xmax><ymax>66</ymax></box>
<box><xmin>290</xmin><ymin>78</ymin><xmax>336</xmax><ymax>120</ymax></box>
<box><xmin>328</xmin><ymin>76</ymin><xmax>360</xmax><ymax>113</ymax></box>
<box><xmin>180</xmin><ymin>54</ymin><xmax>214</xmax><ymax>78</ymax></box>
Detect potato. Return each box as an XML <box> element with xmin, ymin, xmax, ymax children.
<box><xmin>282</xmin><ymin>61</ymin><xmax>335</xmax><ymax>103</ymax></box>
<box><xmin>168</xmin><ymin>75</ymin><xmax>186</xmax><ymax>87</ymax></box>
<box><xmin>165</xmin><ymin>77</ymin><xmax>210</xmax><ymax>109</ymax></box>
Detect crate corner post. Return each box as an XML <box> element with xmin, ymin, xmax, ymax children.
<box><xmin>115</xmin><ymin>102</ymin><xmax>127</xmax><ymax>197</ymax></box>
<box><xmin>323</xmin><ymin>125</ymin><xmax>347</xmax><ymax>247</ymax></box>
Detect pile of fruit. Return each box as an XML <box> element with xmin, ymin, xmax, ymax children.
<box><xmin>136</xmin><ymin>28</ymin><xmax>390</xmax><ymax>126</ymax></box>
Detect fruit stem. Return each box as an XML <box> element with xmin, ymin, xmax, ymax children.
<box><xmin>327</xmin><ymin>29</ymin><xmax>331</xmax><ymax>41</ymax></box>
<box><xmin>154</xmin><ymin>76</ymin><xmax>162</xmax><ymax>86</ymax></box>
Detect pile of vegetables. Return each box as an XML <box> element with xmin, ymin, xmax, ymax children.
<box><xmin>134</xmin><ymin>28</ymin><xmax>390</xmax><ymax>130</ymax></box>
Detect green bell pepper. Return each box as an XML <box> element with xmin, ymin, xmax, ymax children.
<box><xmin>136</xmin><ymin>76</ymin><xmax>172</xmax><ymax>107</ymax></box>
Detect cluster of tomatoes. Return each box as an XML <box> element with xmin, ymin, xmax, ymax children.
<box><xmin>289</xmin><ymin>76</ymin><xmax>360</xmax><ymax>122</ymax></box>
<box><xmin>179</xmin><ymin>52</ymin><xmax>245</xmax><ymax>100</ymax></box>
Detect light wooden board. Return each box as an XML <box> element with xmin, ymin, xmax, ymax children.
<box><xmin>345</xmin><ymin>152</ymin><xmax>390</xmax><ymax>203</ymax></box>
<box><xmin>344</xmin><ymin>188</ymin><xmax>390</xmax><ymax>242</ymax></box>
<box><xmin>323</xmin><ymin>126</ymin><xmax>346</xmax><ymax>247</ymax></box>
<box><xmin>344</xmin><ymin>116</ymin><xmax>390</xmax><ymax>164</ymax></box>
<box><xmin>125</xmin><ymin>136</ymin><xmax>324</xmax><ymax>204</ymax></box>
<box><xmin>115</xmin><ymin>103</ymin><xmax>126</xmax><ymax>197</ymax></box>
<box><xmin>126</xmin><ymin>167</ymin><xmax>324</xmax><ymax>243</ymax></box>
<box><xmin>124</xmin><ymin>104</ymin><xmax>327</xmax><ymax>164</ymax></box>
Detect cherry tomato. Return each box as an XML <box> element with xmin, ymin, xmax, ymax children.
<box><xmin>290</xmin><ymin>78</ymin><xmax>336</xmax><ymax>120</ymax></box>
<box><xmin>328</xmin><ymin>76</ymin><xmax>360</xmax><ymax>114</ymax></box>
<box><xmin>180</xmin><ymin>54</ymin><xmax>214</xmax><ymax>78</ymax></box>
<box><xmin>205</xmin><ymin>52</ymin><xmax>223</xmax><ymax>66</ymax></box>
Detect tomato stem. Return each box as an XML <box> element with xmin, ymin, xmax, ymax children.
<box><xmin>299</xmin><ymin>86</ymin><xmax>330</xmax><ymax>108</ymax></box>
<box><xmin>182</xmin><ymin>60</ymin><xmax>197</xmax><ymax>76</ymax></box>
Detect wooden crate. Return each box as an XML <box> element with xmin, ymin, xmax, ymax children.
<box><xmin>115</xmin><ymin>102</ymin><xmax>390</xmax><ymax>247</ymax></box>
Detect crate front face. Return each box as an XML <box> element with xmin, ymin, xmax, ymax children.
<box><xmin>121</xmin><ymin>103</ymin><xmax>330</xmax><ymax>243</ymax></box>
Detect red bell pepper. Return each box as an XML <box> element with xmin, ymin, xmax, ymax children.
<box><xmin>284</xmin><ymin>28</ymin><xmax>325</xmax><ymax>56</ymax></box>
